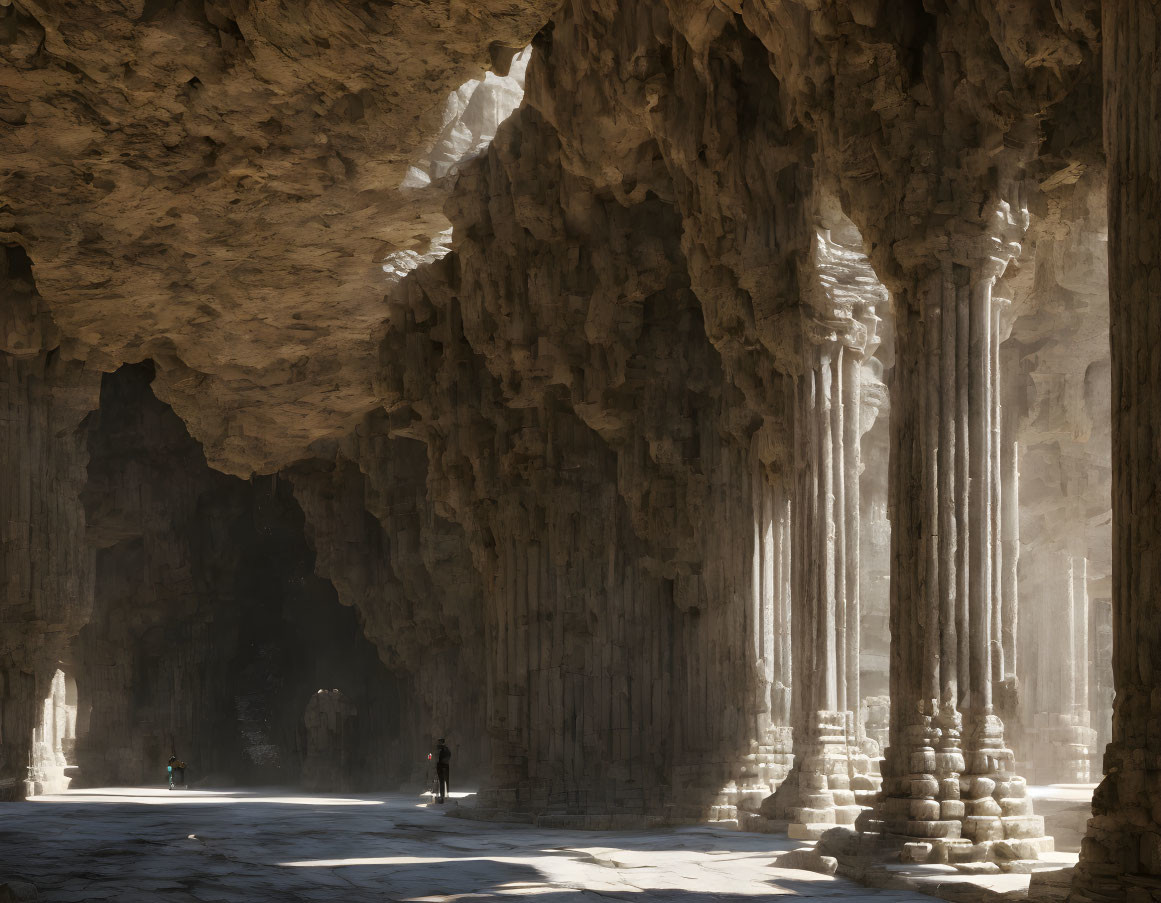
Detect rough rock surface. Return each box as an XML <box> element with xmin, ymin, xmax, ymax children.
<box><xmin>0</xmin><ymin>0</ymin><xmax>552</xmax><ymax>474</ymax></box>
<box><xmin>0</xmin><ymin>245</ymin><xmax>99</xmax><ymax>799</ymax></box>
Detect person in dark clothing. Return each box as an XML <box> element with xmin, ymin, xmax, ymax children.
<box><xmin>167</xmin><ymin>755</ymin><xmax>187</xmax><ymax>790</ymax></box>
<box><xmin>435</xmin><ymin>739</ymin><xmax>451</xmax><ymax>803</ymax></box>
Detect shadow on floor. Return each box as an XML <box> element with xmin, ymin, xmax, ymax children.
<box><xmin>0</xmin><ymin>790</ymin><xmax>910</xmax><ymax>902</ymax></box>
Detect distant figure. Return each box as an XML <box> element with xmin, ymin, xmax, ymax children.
<box><xmin>435</xmin><ymin>739</ymin><xmax>451</xmax><ymax>803</ymax></box>
<box><xmin>167</xmin><ymin>755</ymin><xmax>187</xmax><ymax>790</ymax></box>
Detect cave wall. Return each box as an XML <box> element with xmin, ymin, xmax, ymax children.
<box><xmin>351</xmin><ymin>45</ymin><xmax>798</xmax><ymax>814</ymax></box>
<box><xmin>0</xmin><ymin>245</ymin><xmax>100</xmax><ymax>800</ymax></box>
<box><xmin>372</xmin><ymin>279</ymin><xmax>773</xmax><ymax>822</ymax></box>
<box><xmin>288</xmin><ymin>428</ymin><xmax>492</xmax><ymax>786</ymax></box>
<box><xmin>276</xmin><ymin>2</ymin><xmax>822</xmax><ymax>816</ymax></box>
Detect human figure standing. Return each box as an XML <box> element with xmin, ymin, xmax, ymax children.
<box><xmin>435</xmin><ymin>738</ymin><xmax>450</xmax><ymax>803</ymax></box>
<box><xmin>167</xmin><ymin>755</ymin><xmax>187</xmax><ymax>790</ymax></box>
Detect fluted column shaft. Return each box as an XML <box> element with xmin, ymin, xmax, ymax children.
<box><xmin>777</xmin><ymin>337</ymin><xmax>878</xmax><ymax>838</ymax></box>
<box><xmin>1072</xmin><ymin>4</ymin><xmax>1161</xmax><ymax>895</ymax></box>
<box><xmin>737</xmin><ymin>455</ymin><xmax>796</xmax><ymax>809</ymax></box>
<box><xmin>873</xmin><ymin>235</ymin><xmax>1048</xmax><ymax>859</ymax></box>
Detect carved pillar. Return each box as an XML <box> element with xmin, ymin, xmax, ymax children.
<box><xmin>775</xmin><ymin>320</ymin><xmax>880</xmax><ymax>840</ymax></box>
<box><xmin>870</xmin><ymin>205</ymin><xmax>1051</xmax><ymax>862</ymax></box>
<box><xmin>1072</xmin><ymin>5</ymin><xmax>1161</xmax><ymax>895</ymax></box>
<box><xmin>843</xmin><ymin>343</ymin><xmax>863</xmax><ymax>742</ymax></box>
<box><xmin>1071</xmin><ymin>557</ymin><xmax>1093</xmax><ymax>783</ymax></box>
<box><xmin>734</xmin><ymin>455</ymin><xmax>794</xmax><ymax>818</ymax></box>
<box><xmin>869</xmin><ymin>267</ymin><xmax>967</xmax><ymax>857</ymax></box>
<box><xmin>858</xmin><ymin>351</ymin><xmax>891</xmax><ymax>752</ymax></box>
<box><xmin>770</xmin><ymin>479</ymin><xmax>795</xmax><ymax>781</ymax></box>
<box><xmin>1000</xmin><ymin>419</ymin><xmax>1020</xmax><ymax>703</ymax></box>
<box><xmin>1025</xmin><ymin>551</ymin><xmax>1096</xmax><ymax>784</ymax></box>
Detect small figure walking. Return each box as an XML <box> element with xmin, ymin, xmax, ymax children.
<box><xmin>167</xmin><ymin>755</ymin><xmax>187</xmax><ymax>790</ymax></box>
<box><xmin>435</xmin><ymin>738</ymin><xmax>451</xmax><ymax>803</ymax></box>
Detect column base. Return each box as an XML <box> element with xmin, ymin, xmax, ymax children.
<box><xmin>1026</xmin><ymin>711</ymin><xmax>1097</xmax><ymax>784</ymax></box>
<box><xmin>957</xmin><ymin>713</ymin><xmax>1053</xmax><ymax>858</ymax></box>
<box><xmin>714</xmin><ymin>726</ymin><xmax>795</xmax><ymax>823</ymax></box>
<box><xmin>863</xmin><ymin>710</ymin><xmax>1053</xmax><ymax>863</ymax></box>
<box><xmin>780</xmin><ymin>711</ymin><xmax>879</xmax><ymax>838</ymax></box>
<box><xmin>1071</xmin><ymin>736</ymin><xmax>1161</xmax><ymax>903</ymax></box>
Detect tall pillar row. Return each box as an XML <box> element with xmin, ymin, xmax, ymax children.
<box><xmin>1071</xmin><ymin>2</ymin><xmax>1161</xmax><ymax>899</ymax></box>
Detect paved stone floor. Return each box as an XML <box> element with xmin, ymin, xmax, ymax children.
<box><xmin>0</xmin><ymin>788</ymin><xmax>940</xmax><ymax>903</ymax></box>
<box><xmin>1028</xmin><ymin>784</ymin><xmax>1098</xmax><ymax>853</ymax></box>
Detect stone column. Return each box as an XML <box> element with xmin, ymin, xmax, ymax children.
<box><xmin>1025</xmin><ymin>552</ymin><xmax>1096</xmax><ymax>784</ymax></box>
<box><xmin>1089</xmin><ymin>593</ymin><xmax>1114</xmax><ymax>765</ymax></box>
<box><xmin>869</xmin><ymin>206</ymin><xmax>1051</xmax><ymax>862</ymax></box>
<box><xmin>733</xmin><ymin>457</ymin><xmax>794</xmax><ymax>818</ymax></box>
<box><xmin>770</xmin><ymin>478</ymin><xmax>795</xmax><ymax>782</ymax></box>
<box><xmin>776</xmin><ymin>325</ymin><xmax>879</xmax><ymax>840</ymax></box>
<box><xmin>1000</xmin><ymin>423</ymin><xmax>1020</xmax><ymax>696</ymax></box>
<box><xmin>868</xmin><ymin>267</ymin><xmax>968</xmax><ymax>859</ymax></box>
<box><xmin>843</xmin><ymin>343</ymin><xmax>863</xmax><ymax>741</ymax></box>
<box><xmin>1070</xmin><ymin>557</ymin><xmax>1094</xmax><ymax>783</ymax></box>
<box><xmin>1071</xmin><ymin>5</ymin><xmax>1161</xmax><ymax>895</ymax></box>
<box><xmin>858</xmin><ymin>353</ymin><xmax>891</xmax><ymax>751</ymax></box>
<box><xmin>958</xmin><ymin>260</ymin><xmax>1043</xmax><ymax>854</ymax></box>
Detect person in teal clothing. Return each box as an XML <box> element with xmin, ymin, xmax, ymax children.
<box><xmin>167</xmin><ymin>755</ymin><xmax>187</xmax><ymax>790</ymax></box>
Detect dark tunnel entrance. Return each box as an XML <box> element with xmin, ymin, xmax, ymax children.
<box><xmin>68</xmin><ymin>363</ymin><xmax>421</xmax><ymax>792</ymax></box>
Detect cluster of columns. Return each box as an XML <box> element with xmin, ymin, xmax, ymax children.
<box><xmin>733</xmin><ymin>469</ymin><xmax>794</xmax><ymax>812</ymax></box>
<box><xmin>862</xmin><ymin>209</ymin><xmax>1051</xmax><ymax>862</ymax></box>
<box><xmin>778</xmin><ymin>320</ymin><xmax>884</xmax><ymax>839</ymax></box>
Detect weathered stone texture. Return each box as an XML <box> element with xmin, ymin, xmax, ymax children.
<box><xmin>288</xmin><ymin>425</ymin><xmax>491</xmax><ymax>784</ymax></box>
<box><xmin>0</xmin><ymin>246</ymin><xmax>99</xmax><ymax>800</ymax></box>
<box><xmin>1071</xmin><ymin>3</ymin><xmax>1161</xmax><ymax>899</ymax></box>
<box><xmin>0</xmin><ymin>0</ymin><xmax>554</xmax><ymax>475</ymax></box>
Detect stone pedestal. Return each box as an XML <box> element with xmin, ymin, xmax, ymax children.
<box><xmin>865</xmin><ymin>709</ymin><xmax>970</xmax><ymax>861</ymax></box>
<box><xmin>786</xmin><ymin>711</ymin><xmax>877</xmax><ymax>840</ymax></box>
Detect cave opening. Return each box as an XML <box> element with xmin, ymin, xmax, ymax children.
<box><xmin>68</xmin><ymin>362</ymin><xmax>426</xmax><ymax>793</ymax></box>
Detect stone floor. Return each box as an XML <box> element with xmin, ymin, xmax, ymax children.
<box><xmin>1027</xmin><ymin>784</ymin><xmax>1098</xmax><ymax>853</ymax></box>
<box><xmin>0</xmin><ymin>787</ymin><xmax>942</xmax><ymax>902</ymax></box>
